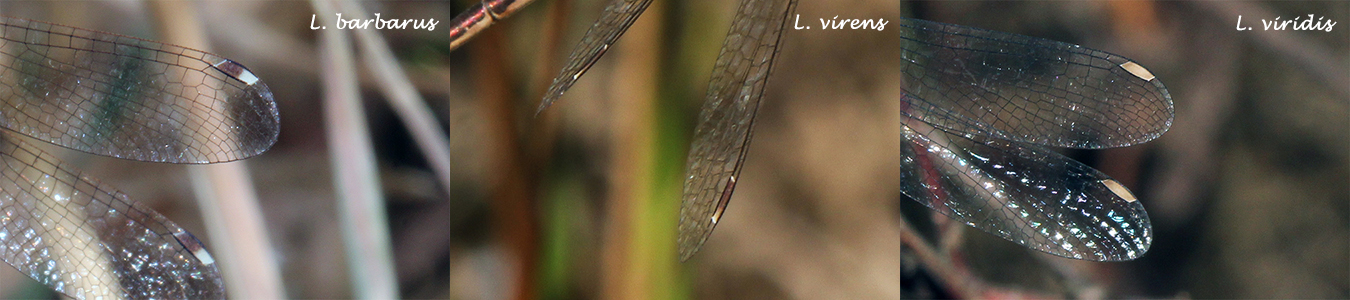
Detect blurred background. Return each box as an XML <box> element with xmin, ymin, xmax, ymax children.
<box><xmin>0</xmin><ymin>1</ymin><xmax>451</xmax><ymax>299</ymax></box>
<box><xmin>451</xmin><ymin>0</ymin><xmax>1347</xmax><ymax>299</ymax></box>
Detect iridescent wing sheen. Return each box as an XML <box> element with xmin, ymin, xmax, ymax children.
<box><xmin>0</xmin><ymin>16</ymin><xmax>279</xmax><ymax>164</ymax></box>
<box><xmin>677</xmin><ymin>0</ymin><xmax>796</xmax><ymax>262</ymax></box>
<box><xmin>535</xmin><ymin>0</ymin><xmax>653</xmax><ymax>114</ymax></box>
<box><xmin>0</xmin><ymin>15</ymin><xmax>281</xmax><ymax>298</ymax></box>
<box><xmin>897</xmin><ymin>17</ymin><xmax>1172</xmax><ymax>149</ymax></box>
<box><xmin>0</xmin><ymin>131</ymin><xmax>223</xmax><ymax>299</ymax></box>
<box><xmin>900</xmin><ymin>112</ymin><xmax>1151</xmax><ymax>261</ymax></box>
<box><xmin>897</xmin><ymin>17</ymin><xmax>1171</xmax><ymax>261</ymax></box>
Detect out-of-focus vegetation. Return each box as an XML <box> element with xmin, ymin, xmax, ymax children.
<box><xmin>453</xmin><ymin>1</ymin><xmax>1345</xmax><ymax>299</ymax></box>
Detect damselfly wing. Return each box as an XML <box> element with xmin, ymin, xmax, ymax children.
<box><xmin>527</xmin><ymin>0</ymin><xmax>798</xmax><ymax>262</ymax></box>
<box><xmin>536</xmin><ymin>0</ymin><xmax>654</xmax><ymax>114</ymax></box>
<box><xmin>674</xmin><ymin>0</ymin><xmax>797</xmax><ymax>261</ymax></box>
<box><xmin>897</xmin><ymin>18</ymin><xmax>1171</xmax><ymax>261</ymax></box>
<box><xmin>0</xmin><ymin>15</ymin><xmax>279</xmax><ymax>298</ymax></box>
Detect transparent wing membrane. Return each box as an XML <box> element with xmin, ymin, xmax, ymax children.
<box><xmin>897</xmin><ymin>17</ymin><xmax>1171</xmax><ymax>260</ymax></box>
<box><xmin>535</xmin><ymin>0</ymin><xmax>652</xmax><ymax>113</ymax></box>
<box><xmin>534</xmin><ymin>0</ymin><xmax>799</xmax><ymax>261</ymax></box>
<box><xmin>677</xmin><ymin>0</ymin><xmax>796</xmax><ymax>262</ymax></box>
<box><xmin>0</xmin><ymin>16</ymin><xmax>279</xmax><ymax>164</ymax></box>
<box><xmin>897</xmin><ymin>18</ymin><xmax>1172</xmax><ymax>149</ymax></box>
<box><xmin>901</xmin><ymin>113</ymin><xmax>1151</xmax><ymax>261</ymax></box>
<box><xmin>0</xmin><ymin>131</ymin><xmax>224</xmax><ymax>299</ymax></box>
<box><xmin>0</xmin><ymin>15</ymin><xmax>281</xmax><ymax>298</ymax></box>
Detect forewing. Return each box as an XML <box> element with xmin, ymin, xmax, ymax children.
<box><xmin>0</xmin><ymin>131</ymin><xmax>223</xmax><ymax>299</ymax></box>
<box><xmin>0</xmin><ymin>16</ymin><xmax>278</xmax><ymax>163</ymax></box>
<box><xmin>677</xmin><ymin>0</ymin><xmax>796</xmax><ymax>262</ymax></box>
<box><xmin>535</xmin><ymin>0</ymin><xmax>653</xmax><ymax>113</ymax></box>
<box><xmin>900</xmin><ymin>113</ymin><xmax>1151</xmax><ymax>261</ymax></box>
<box><xmin>897</xmin><ymin>17</ymin><xmax>1172</xmax><ymax>149</ymax></box>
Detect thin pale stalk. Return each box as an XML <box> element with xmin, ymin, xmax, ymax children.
<box><xmin>897</xmin><ymin>217</ymin><xmax>980</xmax><ymax>299</ymax></box>
<box><xmin>312</xmin><ymin>0</ymin><xmax>400</xmax><ymax>298</ymax></box>
<box><xmin>338</xmin><ymin>0</ymin><xmax>452</xmax><ymax>196</ymax></box>
<box><xmin>149</xmin><ymin>1</ymin><xmax>287</xmax><ymax>299</ymax></box>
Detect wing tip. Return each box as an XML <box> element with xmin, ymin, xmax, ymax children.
<box><xmin>676</xmin><ymin>212</ymin><xmax>718</xmax><ymax>262</ymax></box>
